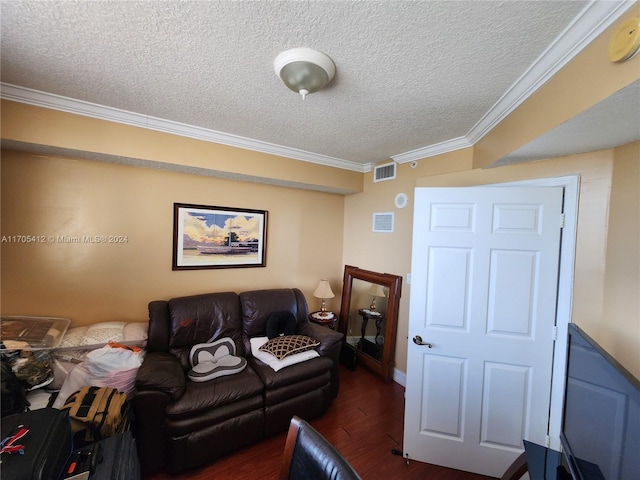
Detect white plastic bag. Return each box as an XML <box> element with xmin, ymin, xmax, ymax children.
<box><xmin>53</xmin><ymin>344</ymin><xmax>144</xmax><ymax>409</ymax></box>
<box><xmin>85</xmin><ymin>345</ymin><xmax>142</xmax><ymax>376</ymax></box>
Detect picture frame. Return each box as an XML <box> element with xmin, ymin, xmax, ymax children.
<box><xmin>173</xmin><ymin>203</ymin><xmax>267</xmax><ymax>270</ymax></box>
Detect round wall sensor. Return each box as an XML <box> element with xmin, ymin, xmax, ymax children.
<box><xmin>608</xmin><ymin>16</ymin><xmax>640</xmax><ymax>63</ymax></box>
<box><xmin>395</xmin><ymin>193</ymin><xmax>408</xmax><ymax>209</ymax></box>
<box><xmin>410</xmin><ymin>161</ymin><xmax>417</xmax><ymax>169</ymax></box>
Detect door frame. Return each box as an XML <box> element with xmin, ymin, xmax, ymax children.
<box><xmin>487</xmin><ymin>174</ymin><xmax>580</xmax><ymax>450</ymax></box>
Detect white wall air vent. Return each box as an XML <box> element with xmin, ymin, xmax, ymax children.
<box><xmin>373</xmin><ymin>212</ymin><xmax>394</xmax><ymax>233</ymax></box>
<box><xmin>373</xmin><ymin>162</ymin><xmax>396</xmax><ymax>182</ymax></box>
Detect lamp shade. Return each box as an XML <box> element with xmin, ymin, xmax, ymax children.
<box><xmin>313</xmin><ymin>279</ymin><xmax>335</xmax><ymax>299</ymax></box>
<box><xmin>368</xmin><ymin>284</ymin><xmax>387</xmax><ymax>298</ymax></box>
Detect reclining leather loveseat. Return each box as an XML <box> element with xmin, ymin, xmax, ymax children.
<box><xmin>133</xmin><ymin>288</ymin><xmax>343</xmax><ymax>474</ymax></box>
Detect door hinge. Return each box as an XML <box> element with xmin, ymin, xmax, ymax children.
<box><xmin>545</xmin><ymin>435</ymin><xmax>551</xmax><ymax>448</ymax></box>
<box><xmin>553</xmin><ymin>326</ymin><xmax>558</xmax><ymax>341</ymax></box>
<box><xmin>559</xmin><ymin>213</ymin><xmax>565</xmax><ymax>228</ymax></box>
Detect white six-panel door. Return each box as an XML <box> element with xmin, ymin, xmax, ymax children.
<box><xmin>403</xmin><ymin>186</ymin><xmax>563</xmax><ymax>477</ymax></box>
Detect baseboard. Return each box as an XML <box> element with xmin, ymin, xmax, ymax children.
<box><xmin>393</xmin><ymin>368</ymin><xmax>406</xmax><ymax>387</ymax></box>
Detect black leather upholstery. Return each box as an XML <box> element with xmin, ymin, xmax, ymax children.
<box><xmin>266</xmin><ymin>311</ymin><xmax>298</xmax><ymax>339</ymax></box>
<box><xmin>280</xmin><ymin>416</ymin><xmax>362</xmax><ymax>480</ymax></box>
<box><xmin>134</xmin><ymin>288</ymin><xmax>344</xmax><ymax>474</ymax></box>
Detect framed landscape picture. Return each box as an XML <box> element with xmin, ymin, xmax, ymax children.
<box><xmin>173</xmin><ymin>203</ymin><xmax>267</xmax><ymax>270</ymax></box>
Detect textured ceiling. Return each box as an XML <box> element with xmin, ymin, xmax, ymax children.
<box><xmin>1</xmin><ymin>1</ymin><xmax>638</xmax><ymax>171</ymax></box>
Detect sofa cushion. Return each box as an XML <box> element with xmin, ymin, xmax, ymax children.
<box><xmin>167</xmin><ymin>292</ymin><xmax>243</xmax><ymax>354</ymax></box>
<box><xmin>259</xmin><ymin>335</ymin><xmax>319</xmax><ymax>360</ymax></box>
<box><xmin>166</xmin><ymin>365</ymin><xmax>263</xmax><ymax>419</ymax></box>
<box><xmin>262</xmin><ymin>370</ymin><xmax>331</xmax><ymax>407</ymax></box>
<box><xmin>165</xmin><ymin>396</ymin><xmax>264</xmax><ymax>439</ymax></box>
<box><xmin>240</xmin><ymin>289</ymin><xmax>307</xmax><ymax>353</ymax></box>
<box><xmin>248</xmin><ymin>356</ymin><xmax>332</xmax><ymax>391</ymax></box>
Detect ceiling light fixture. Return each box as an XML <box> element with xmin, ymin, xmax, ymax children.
<box><xmin>273</xmin><ymin>48</ymin><xmax>335</xmax><ymax>100</ymax></box>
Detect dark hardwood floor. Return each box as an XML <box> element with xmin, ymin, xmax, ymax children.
<box><xmin>144</xmin><ymin>365</ymin><xmax>496</xmax><ymax>480</ymax></box>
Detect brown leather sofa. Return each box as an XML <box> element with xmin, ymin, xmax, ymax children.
<box><xmin>133</xmin><ymin>288</ymin><xmax>343</xmax><ymax>474</ymax></box>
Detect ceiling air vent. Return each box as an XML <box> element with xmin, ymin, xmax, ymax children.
<box><xmin>373</xmin><ymin>212</ymin><xmax>394</xmax><ymax>233</ymax></box>
<box><xmin>373</xmin><ymin>161</ymin><xmax>396</xmax><ymax>182</ymax></box>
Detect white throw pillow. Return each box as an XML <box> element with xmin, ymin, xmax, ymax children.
<box><xmin>123</xmin><ymin>322</ymin><xmax>148</xmax><ymax>342</ymax></box>
<box><xmin>58</xmin><ymin>327</ymin><xmax>89</xmax><ymax>348</ymax></box>
<box><xmin>82</xmin><ymin>321</ymin><xmax>127</xmax><ymax>345</ymax></box>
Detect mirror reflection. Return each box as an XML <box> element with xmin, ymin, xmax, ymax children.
<box><xmin>345</xmin><ymin>279</ymin><xmax>389</xmax><ymax>360</ymax></box>
<box><xmin>338</xmin><ymin>265</ymin><xmax>402</xmax><ymax>382</ymax></box>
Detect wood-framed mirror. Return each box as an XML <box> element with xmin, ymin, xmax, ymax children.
<box><xmin>338</xmin><ymin>265</ymin><xmax>402</xmax><ymax>383</ymax></box>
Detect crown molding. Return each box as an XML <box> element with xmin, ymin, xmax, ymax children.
<box><xmin>2</xmin><ymin>1</ymin><xmax>632</xmax><ymax>171</ymax></box>
<box><xmin>465</xmin><ymin>0</ymin><xmax>635</xmax><ymax>144</ymax></box>
<box><xmin>0</xmin><ymin>83</ymin><xmax>367</xmax><ymax>173</ymax></box>
<box><xmin>1</xmin><ymin>139</ymin><xmax>361</xmax><ymax>195</ymax></box>
<box><xmin>391</xmin><ymin>0</ymin><xmax>634</xmax><ymax>162</ymax></box>
<box><xmin>392</xmin><ymin>136</ymin><xmax>473</xmax><ymax>163</ymax></box>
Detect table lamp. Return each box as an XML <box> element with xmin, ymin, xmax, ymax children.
<box><xmin>368</xmin><ymin>284</ymin><xmax>387</xmax><ymax>311</ymax></box>
<box><xmin>313</xmin><ymin>279</ymin><xmax>335</xmax><ymax>316</ymax></box>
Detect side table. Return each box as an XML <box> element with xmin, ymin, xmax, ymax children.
<box><xmin>357</xmin><ymin>309</ymin><xmax>384</xmax><ymax>344</ymax></box>
<box><xmin>357</xmin><ymin>309</ymin><xmax>385</xmax><ymax>359</ymax></box>
<box><xmin>309</xmin><ymin>311</ymin><xmax>337</xmax><ymax>329</ymax></box>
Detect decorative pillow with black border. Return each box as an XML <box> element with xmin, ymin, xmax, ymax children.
<box><xmin>259</xmin><ymin>334</ymin><xmax>319</xmax><ymax>360</ymax></box>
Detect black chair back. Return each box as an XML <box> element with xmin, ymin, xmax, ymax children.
<box><xmin>279</xmin><ymin>416</ymin><xmax>362</xmax><ymax>480</ymax></box>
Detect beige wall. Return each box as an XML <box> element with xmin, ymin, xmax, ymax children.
<box><xmin>1</xmin><ymin>150</ymin><xmax>346</xmax><ymax>325</ymax></box>
<box><xmin>2</xmin><ymin>140</ymin><xmax>636</xmax><ymax>379</ymax></box>
<box><xmin>342</xmin><ymin>143</ymin><xmax>639</xmax><ymax>379</ymax></box>
<box><xmin>473</xmin><ymin>2</ymin><xmax>640</xmax><ymax>167</ymax></box>
<box><xmin>601</xmin><ymin>141</ymin><xmax>640</xmax><ymax>375</ymax></box>
<box><xmin>1</xmin><ymin>7</ymin><xmax>638</xmax><ymax>380</ymax></box>
<box><xmin>342</xmin><ymin>149</ymin><xmax>474</xmax><ymax>375</ymax></box>
<box><xmin>0</xmin><ymin>100</ymin><xmax>363</xmax><ymax>195</ymax></box>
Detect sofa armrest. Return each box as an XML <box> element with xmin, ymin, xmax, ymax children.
<box><xmin>133</xmin><ymin>389</ymin><xmax>173</xmax><ymax>474</ymax></box>
<box><xmin>298</xmin><ymin>322</ymin><xmax>343</xmax><ymax>356</ymax></box>
<box><xmin>298</xmin><ymin>322</ymin><xmax>344</xmax><ymax>399</ymax></box>
<box><xmin>136</xmin><ymin>351</ymin><xmax>186</xmax><ymax>400</ymax></box>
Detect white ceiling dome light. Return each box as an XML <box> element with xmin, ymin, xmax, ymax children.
<box><xmin>273</xmin><ymin>48</ymin><xmax>336</xmax><ymax>100</ymax></box>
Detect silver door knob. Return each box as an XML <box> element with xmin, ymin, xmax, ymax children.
<box><xmin>412</xmin><ymin>335</ymin><xmax>433</xmax><ymax>348</ymax></box>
